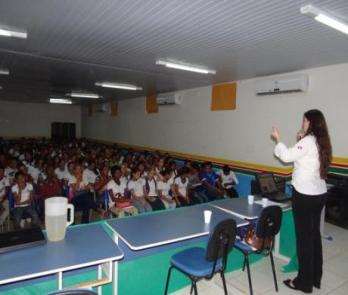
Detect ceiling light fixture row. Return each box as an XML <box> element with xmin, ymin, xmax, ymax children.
<box><xmin>301</xmin><ymin>5</ymin><xmax>348</xmax><ymax>35</ymax></box>
<box><xmin>1</xmin><ymin>5</ymin><xmax>345</xmax><ymax>104</ymax></box>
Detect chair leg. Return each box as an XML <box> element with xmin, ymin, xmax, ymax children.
<box><xmin>193</xmin><ymin>281</ymin><xmax>198</xmax><ymax>295</ymax></box>
<box><xmin>242</xmin><ymin>256</ymin><xmax>246</xmax><ymax>271</ymax></box>
<box><xmin>245</xmin><ymin>256</ymin><xmax>253</xmax><ymax>295</ymax></box>
<box><xmin>269</xmin><ymin>251</ymin><xmax>278</xmax><ymax>292</ymax></box>
<box><xmin>220</xmin><ymin>271</ymin><xmax>228</xmax><ymax>295</ymax></box>
<box><xmin>164</xmin><ymin>266</ymin><xmax>173</xmax><ymax>295</ymax></box>
<box><xmin>190</xmin><ymin>281</ymin><xmax>194</xmax><ymax>294</ymax></box>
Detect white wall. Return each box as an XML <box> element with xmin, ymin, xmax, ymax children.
<box><xmin>0</xmin><ymin>100</ymin><xmax>82</xmax><ymax>138</ymax></box>
<box><xmin>82</xmin><ymin>63</ymin><xmax>348</xmax><ymax>168</ymax></box>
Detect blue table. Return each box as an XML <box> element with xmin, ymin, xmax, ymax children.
<box><xmin>0</xmin><ymin>224</ymin><xmax>124</xmax><ymax>294</ymax></box>
<box><xmin>106</xmin><ymin>204</ymin><xmax>248</xmax><ymax>251</ymax></box>
<box><xmin>211</xmin><ymin>198</ymin><xmax>264</xmax><ymax>219</ymax></box>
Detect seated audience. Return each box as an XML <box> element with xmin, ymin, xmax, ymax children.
<box><xmin>0</xmin><ymin>166</ymin><xmax>10</xmax><ymax>225</ymax></box>
<box><xmin>144</xmin><ymin>168</ymin><xmax>165</xmax><ymax>211</ymax></box>
<box><xmin>68</xmin><ymin>164</ymin><xmax>97</xmax><ymax>223</ymax></box>
<box><xmin>218</xmin><ymin>165</ymin><xmax>239</xmax><ymax>198</ymax></box>
<box><xmin>106</xmin><ymin>166</ymin><xmax>137</xmax><ymax>217</ymax></box>
<box><xmin>199</xmin><ymin>162</ymin><xmax>224</xmax><ymax>200</ymax></box>
<box><xmin>11</xmin><ymin>172</ymin><xmax>40</xmax><ymax>229</ymax></box>
<box><xmin>0</xmin><ymin>138</ymin><xmax>242</xmax><ymax>226</ymax></box>
<box><xmin>173</xmin><ymin>167</ymin><xmax>190</xmax><ymax>206</ymax></box>
<box><xmin>187</xmin><ymin>163</ymin><xmax>208</xmax><ymax>204</ymax></box>
<box><xmin>158</xmin><ymin>170</ymin><xmax>176</xmax><ymax>209</ymax></box>
<box><xmin>128</xmin><ymin>169</ymin><xmax>152</xmax><ymax>213</ymax></box>
<box><xmin>37</xmin><ymin>167</ymin><xmax>62</xmax><ymax>199</ymax></box>
<box><xmin>54</xmin><ymin>159</ymin><xmax>67</xmax><ymax>181</ymax></box>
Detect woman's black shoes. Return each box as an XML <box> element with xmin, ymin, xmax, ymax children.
<box><xmin>283</xmin><ymin>279</ymin><xmax>313</xmax><ymax>293</ymax></box>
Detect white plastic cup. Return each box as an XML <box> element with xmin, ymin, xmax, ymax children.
<box><xmin>204</xmin><ymin>210</ymin><xmax>212</xmax><ymax>224</ymax></box>
<box><xmin>45</xmin><ymin>197</ymin><xmax>74</xmax><ymax>242</ymax></box>
<box><xmin>248</xmin><ymin>195</ymin><xmax>254</xmax><ymax>205</ymax></box>
<box><xmin>262</xmin><ymin>198</ymin><xmax>268</xmax><ymax>207</ymax></box>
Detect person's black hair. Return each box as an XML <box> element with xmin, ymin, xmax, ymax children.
<box><xmin>161</xmin><ymin>169</ymin><xmax>172</xmax><ymax>177</ymax></box>
<box><xmin>222</xmin><ymin>165</ymin><xmax>231</xmax><ymax>174</ymax></box>
<box><xmin>178</xmin><ymin>167</ymin><xmax>189</xmax><ymax>175</ymax></box>
<box><xmin>15</xmin><ymin>171</ymin><xmax>24</xmax><ymax>179</ymax></box>
<box><xmin>203</xmin><ymin>161</ymin><xmax>212</xmax><ymax>168</ymax></box>
<box><xmin>191</xmin><ymin>162</ymin><xmax>201</xmax><ymax>170</ymax></box>
<box><xmin>111</xmin><ymin>165</ymin><xmax>121</xmax><ymax>176</ymax></box>
<box><xmin>304</xmin><ymin>109</ymin><xmax>332</xmax><ymax>179</ymax></box>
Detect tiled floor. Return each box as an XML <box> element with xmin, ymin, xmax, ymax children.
<box><xmin>173</xmin><ymin>222</ymin><xmax>348</xmax><ymax>295</ymax></box>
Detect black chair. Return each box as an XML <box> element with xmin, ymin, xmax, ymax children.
<box><xmin>48</xmin><ymin>289</ymin><xmax>97</xmax><ymax>295</ymax></box>
<box><xmin>164</xmin><ymin>219</ymin><xmax>237</xmax><ymax>295</ymax></box>
<box><xmin>234</xmin><ymin>205</ymin><xmax>282</xmax><ymax>295</ymax></box>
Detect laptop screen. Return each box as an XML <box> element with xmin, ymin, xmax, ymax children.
<box><xmin>258</xmin><ymin>174</ymin><xmax>278</xmax><ymax>194</ymax></box>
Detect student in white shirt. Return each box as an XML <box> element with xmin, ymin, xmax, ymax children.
<box><xmin>54</xmin><ymin>160</ymin><xmax>67</xmax><ymax>181</ymax></box>
<box><xmin>128</xmin><ymin>169</ymin><xmax>152</xmax><ymax>213</ymax></box>
<box><xmin>5</xmin><ymin>159</ymin><xmax>17</xmax><ymax>180</ymax></box>
<box><xmin>27</xmin><ymin>163</ymin><xmax>46</xmax><ymax>184</ymax></box>
<box><xmin>272</xmin><ymin>109</ymin><xmax>332</xmax><ymax>293</ymax></box>
<box><xmin>68</xmin><ymin>164</ymin><xmax>97</xmax><ymax>223</ymax></box>
<box><xmin>0</xmin><ymin>167</ymin><xmax>10</xmax><ymax>224</ymax></box>
<box><xmin>82</xmin><ymin>163</ymin><xmax>98</xmax><ymax>187</ymax></box>
<box><xmin>173</xmin><ymin>167</ymin><xmax>190</xmax><ymax>206</ymax></box>
<box><xmin>11</xmin><ymin>172</ymin><xmax>40</xmax><ymax>229</ymax></box>
<box><xmin>158</xmin><ymin>170</ymin><xmax>176</xmax><ymax>209</ymax></box>
<box><xmin>219</xmin><ymin>165</ymin><xmax>239</xmax><ymax>198</ymax></box>
<box><xmin>144</xmin><ymin>168</ymin><xmax>165</xmax><ymax>211</ymax></box>
<box><xmin>106</xmin><ymin>166</ymin><xmax>137</xmax><ymax>217</ymax></box>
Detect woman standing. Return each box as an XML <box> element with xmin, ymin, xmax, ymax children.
<box><xmin>271</xmin><ymin>109</ymin><xmax>332</xmax><ymax>293</ymax></box>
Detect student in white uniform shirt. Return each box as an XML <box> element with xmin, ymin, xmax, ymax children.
<box><xmin>144</xmin><ymin>168</ymin><xmax>165</xmax><ymax>211</ymax></box>
<box><xmin>11</xmin><ymin>172</ymin><xmax>40</xmax><ymax>229</ymax></box>
<box><xmin>219</xmin><ymin>165</ymin><xmax>239</xmax><ymax>198</ymax></box>
<box><xmin>54</xmin><ymin>160</ymin><xmax>67</xmax><ymax>181</ymax></box>
<box><xmin>106</xmin><ymin>166</ymin><xmax>137</xmax><ymax>217</ymax></box>
<box><xmin>272</xmin><ymin>109</ymin><xmax>332</xmax><ymax>293</ymax></box>
<box><xmin>127</xmin><ymin>169</ymin><xmax>152</xmax><ymax>213</ymax></box>
<box><xmin>173</xmin><ymin>167</ymin><xmax>190</xmax><ymax>206</ymax></box>
<box><xmin>82</xmin><ymin>163</ymin><xmax>98</xmax><ymax>188</ymax></box>
<box><xmin>158</xmin><ymin>170</ymin><xmax>176</xmax><ymax>209</ymax></box>
<box><xmin>5</xmin><ymin>159</ymin><xmax>17</xmax><ymax>180</ymax></box>
<box><xmin>0</xmin><ymin>167</ymin><xmax>10</xmax><ymax>225</ymax></box>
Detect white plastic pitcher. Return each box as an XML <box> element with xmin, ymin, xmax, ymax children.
<box><xmin>45</xmin><ymin>197</ymin><xmax>74</xmax><ymax>242</ymax></box>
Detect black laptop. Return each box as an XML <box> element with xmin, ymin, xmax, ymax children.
<box><xmin>256</xmin><ymin>173</ymin><xmax>290</xmax><ymax>202</ymax></box>
<box><xmin>0</xmin><ymin>227</ymin><xmax>46</xmax><ymax>254</ymax></box>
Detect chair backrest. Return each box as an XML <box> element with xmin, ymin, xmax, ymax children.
<box><xmin>256</xmin><ymin>205</ymin><xmax>282</xmax><ymax>239</ymax></box>
<box><xmin>48</xmin><ymin>289</ymin><xmax>97</xmax><ymax>295</ymax></box>
<box><xmin>206</xmin><ymin>219</ymin><xmax>236</xmax><ymax>264</ymax></box>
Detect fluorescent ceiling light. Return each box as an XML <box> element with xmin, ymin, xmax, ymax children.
<box><xmin>95</xmin><ymin>82</ymin><xmax>142</xmax><ymax>91</ymax></box>
<box><xmin>49</xmin><ymin>98</ymin><xmax>72</xmax><ymax>104</ymax></box>
<box><xmin>156</xmin><ymin>59</ymin><xmax>216</xmax><ymax>74</ymax></box>
<box><xmin>69</xmin><ymin>92</ymin><xmax>100</xmax><ymax>99</ymax></box>
<box><xmin>0</xmin><ymin>68</ymin><xmax>9</xmax><ymax>75</ymax></box>
<box><xmin>301</xmin><ymin>5</ymin><xmax>348</xmax><ymax>35</ymax></box>
<box><xmin>0</xmin><ymin>27</ymin><xmax>27</xmax><ymax>39</ymax></box>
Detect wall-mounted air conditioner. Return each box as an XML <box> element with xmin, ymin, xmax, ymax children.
<box><xmin>156</xmin><ymin>94</ymin><xmax>183</xmax><ymax>105</ymax></box>
<box><xmin>255</xmin><ymin>74</ymin><xmax>309</xmax><ymax>95</ymax></box>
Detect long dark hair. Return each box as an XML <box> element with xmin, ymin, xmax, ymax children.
<box><xmin>304</xmin><ymin>109</ymin><xmax>332</xmax><ymax>179</ymax></box>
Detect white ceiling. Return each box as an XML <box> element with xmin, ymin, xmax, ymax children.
<box><xmin>0</xmin><ymin>0</ymin><xmax>347</xmax><ymax>103</ymax></box>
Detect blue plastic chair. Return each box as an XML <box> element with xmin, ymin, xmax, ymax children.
<box><xmin>164</xmin><ymin>219</ymin><xmax>237</xmax><ymax>295</ymax></box>
<box><xmin>234</xmin><ymin>206</ymin><xmax>282</xmax><ymax>295</ymax></box>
